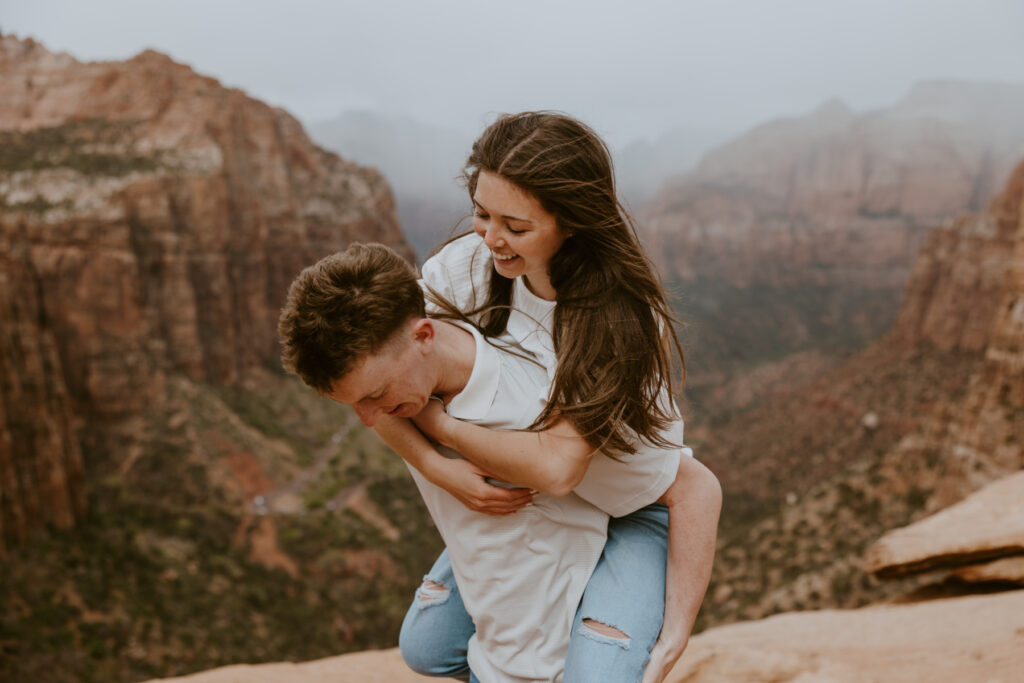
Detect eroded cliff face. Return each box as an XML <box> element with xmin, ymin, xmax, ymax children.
<box><xmin>0</xmin><ymin>35</ymin><xmax>412</xmax><ymax>548</ymax></box>
<box><xmin>700</xmin><ymin>158</ymin><xmax>1024</xmax><ymax>627</ymax></box>
<box><xmin>643</xmin><ymin>83</ymin><xmax>1024</xmax><ymax>403</ymax></box>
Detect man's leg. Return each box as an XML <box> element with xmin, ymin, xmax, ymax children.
<box><xmin>399</xmin><ymin>548</ymin><xmax>476</xmax><ymax>680</ymax></box>
<box><xmin>564</xmin><ymin>503</ymin><xmax>669</xmax><ymax>683</ymax></box>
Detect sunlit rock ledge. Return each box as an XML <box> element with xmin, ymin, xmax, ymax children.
<box><xmin>144</xmin><ymin>590</ymin><xmax>1024</xmax><ymax>683</ymax></box>
<box><xmin>144</xmin><ymin>648</ymin><xmax>431</xmax><ymax>683</ymax></box>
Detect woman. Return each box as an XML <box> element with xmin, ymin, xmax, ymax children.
<box><xmin>376</xmin><ymin>112</ymin><xmax>721</xmax><ymax>683</ymax></box>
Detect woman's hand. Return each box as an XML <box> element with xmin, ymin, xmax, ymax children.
<box><xmin>436</xmin><ymin>457</ymin><xmax>534</xmax><ymax>516</ymax></box>
<box><xmin>411</xmin><ymin>397</ymin><xmax>455</xmax><ymax>447</ymax></box>
<box><xmin>639</xmin><ymin>635</ymin><xmax>687</xmax><ymax>683</ymax></box>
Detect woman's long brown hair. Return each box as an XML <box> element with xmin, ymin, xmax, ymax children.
<box><xmin>461</xmin><ymin>112</ymin><xmax>685</xmax><ymax>455</ymax></box>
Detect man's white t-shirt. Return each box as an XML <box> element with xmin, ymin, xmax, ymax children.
<box><xmin>421</xmin><ymin>233</ymin><xmax>689</xmax><ymax>518</ymax></box>
<box><xmin>405</xmin><ymin>323</ymin><xmax>607</xmax><ymax>682</ymax></box>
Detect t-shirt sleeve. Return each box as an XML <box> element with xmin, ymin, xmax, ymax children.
<box><xmin>420</xmin><ymin>233</ymin><xmax>491</xmax><ymax>315</ymax></box>
<box><xmin>573</xmin><ymin>399</ymin><xmax>692</xmax><ymax>518</ymax></box>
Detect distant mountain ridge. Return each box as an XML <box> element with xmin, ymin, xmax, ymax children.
<box><xmin>641</xmin><ymin>80</ymin><xmax>1024</xmax><ymax>410</ymax></box>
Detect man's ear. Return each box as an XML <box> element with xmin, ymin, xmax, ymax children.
<box><xmin>410</xmin><ymin>318</ymin><xmax>434</xmax><ymax>352</ymax></box>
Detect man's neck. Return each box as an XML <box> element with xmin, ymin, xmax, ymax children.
<box><xmin>430</xmin><ymin>319</ymin><xmax>476</xmax><ymax>403</ymax></box>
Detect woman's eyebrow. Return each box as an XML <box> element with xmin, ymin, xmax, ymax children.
<box><xmin>472</xmin><ymin>199</ymin><xmax>533</xmax><ymax>224</ymax></box>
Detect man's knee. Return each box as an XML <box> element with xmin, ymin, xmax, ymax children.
<box><xmin>417</xmin><ymin>579</ymin><xmax>450</xmax><ymax>605</ymax></box>
<box><xmin>399</xmin><ymin>578</ymin><xmax>466</xmax><ymax>676</ymax></box>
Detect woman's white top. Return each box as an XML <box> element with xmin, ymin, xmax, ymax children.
<box><xmin>421</xmin><ymin>232</ymin><xmax>688</xmax><ymax>518</ymax></box>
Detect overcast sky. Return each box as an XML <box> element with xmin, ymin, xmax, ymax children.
<box><xmin>3</xmin><ymin>0</ymin><xmax>1024</xmax><ymax>146</ymax></box>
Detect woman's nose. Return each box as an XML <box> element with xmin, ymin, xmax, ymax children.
<box><xmin>482</xmin><ymin>225</ymin><xmax>505</xmax><ymax>248</ymax></box>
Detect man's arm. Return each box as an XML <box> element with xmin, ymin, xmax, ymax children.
<box><xmin>641</xmin><ymin>455</ymin><xmax>721</xmax><ymax>683</ymax></box>
<box><xmin>412</xmin><ymin>400</ymin><xmax>595</xmax><ymax>496</ymax></box>
<box><xmin>373</xmin><ymin>415</ymin><xmax>534</xmax><ymax>515</ymax></box>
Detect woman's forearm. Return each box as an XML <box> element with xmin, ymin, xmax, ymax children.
<box><xmin>373</xmin><ymin>414</ymin><xmax>535</xmax><ymax>515</ymax></box>
<box><xmin>441</xmin><ymin>417</ymin><xmax>595</xmax><ymax>496</ymax></box>
<box><xmin>373</xmin><ymin>414</ymin><xmax>449</xmax><ymax>485</ymax></box>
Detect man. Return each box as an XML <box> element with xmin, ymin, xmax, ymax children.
<box><xmin>279</xmin><ymin>243</ymin><xmax>608</xmax><ymax>682</ymax></box>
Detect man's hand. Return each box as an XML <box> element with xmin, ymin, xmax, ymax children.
<box><xmin>437</xmin><ymin>457</ymin><xmax>534</xmax><ymax>516</ymax></box>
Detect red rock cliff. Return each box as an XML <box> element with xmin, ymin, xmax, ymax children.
<box><xmin>0</xmin><ymin>35</ymin><xmax>412</xmax><ymax>548</ymax></box>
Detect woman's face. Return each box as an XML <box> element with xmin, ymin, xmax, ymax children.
<box><xmin>472</xmin><ymin>171</ymin><xmax>566</xmax><ymax>301</ymax></box>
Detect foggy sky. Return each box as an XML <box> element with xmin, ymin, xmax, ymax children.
<box><xmin>3</xmin><ymin>0</ymin><xmax>1024</xmax><ymax>146</ymax></box>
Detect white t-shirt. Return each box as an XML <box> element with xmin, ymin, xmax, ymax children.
<box><xmin>405</xmin><ymin>323</ymin><xmax>607</xmax><ymax>682</ymax></box>
<box><xmin>421</xmin><ymin>233</ymin><xmax>689</xmax><ymax>518</ymax></box>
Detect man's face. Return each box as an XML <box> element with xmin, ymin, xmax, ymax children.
<box><xmin>325</xmin><ymin>321</ymin><xmax>436</xmax><ymax>427</ymax></box>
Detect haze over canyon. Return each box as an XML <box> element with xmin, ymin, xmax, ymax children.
<box><xmin>1</xmin><ymin>33</ymin><xmax>1023</xmax><ymax>683</ymax></box>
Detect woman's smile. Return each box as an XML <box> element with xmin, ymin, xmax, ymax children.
<box><xmin>472</xmin><ymin>171</ymin><xmax>566</xmax><ymax>300</ymax></box>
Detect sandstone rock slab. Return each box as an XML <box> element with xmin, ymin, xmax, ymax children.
<box><xmin>866</xmin><ymin>470</ymin><xmax>1024</xmax><ymax>577</ymax></box>
<box><xmin>143</xmin><ymin>648</ymin><xmax>433</xmax><ymax>683</ymax></box>
<box><xmin>953</xmin><ymin>555</ymin><xmax>1024</xmax><ymax>585</ymax></box>
<box><xmin>666</xmin><ymin>590</ymin><xmax>1024</xmax><ymax>683</ymax></box>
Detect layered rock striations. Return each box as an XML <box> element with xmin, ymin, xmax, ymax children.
<box><xmin>700</xmin><ymin>158</ymin><xmax>1024</xmax><ymax>626</ymax></box>
<box><xmin>866</xmin><ymin>471</ymin><xmax>1024</xmax><ymax>579</ymax></box>
<box><xmin>643</xmin><ymin>82</ymin><xmax>1024</xmax><ymax>404</ymax></box>
<box><xmin>0</xmin><ymin>34</ymin><xmax>411</xmax><ymax>548</ymax></box>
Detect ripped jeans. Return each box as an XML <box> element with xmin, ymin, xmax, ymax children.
<box><xmin>398</xmin><ymin>503</ymin><xmax>669</xmax><ymax>682</ymax></box>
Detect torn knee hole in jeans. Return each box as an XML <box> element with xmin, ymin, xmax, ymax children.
<box><xmin>416</xmin><ymin>578</ymin><xmax>451</xmax><ymax>606</ymax></box>
<box><xmin>580</xmin><ymin>618</ymin><xmax>631</xmax><ymax>649</ymax></box>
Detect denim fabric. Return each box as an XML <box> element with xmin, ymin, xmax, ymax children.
<box><xmin>398</xmin><ymin>503</ymin><xmax>669</xmax><ymax>681</ymax></box>
<box><xmin>398</xmin><ymin>549</ymin><xmax>474</xmax><ymax>681</ymax></box>
<box><xmin>564</xmin><ymin>503</ymin><xmax>668</xmax><ymax>682</ymax></box>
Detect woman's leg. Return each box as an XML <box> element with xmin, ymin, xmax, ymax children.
<box><xmin>564</xmin><ymin>503</ymin><xmax>669</xmax><ymax>683</ymax></box>
<box><xmin>398</xmin><ymin>548</ymin><xmax>476</xmax><ymax>680</ymax></box>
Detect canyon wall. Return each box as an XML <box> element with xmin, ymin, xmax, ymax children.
<box><xmin>700</xmin><ymin>157</ymin><xmax>1024</xmax><ymax>626</ymax></box>
<box><xmin>0</xmin><ymin>34</ymin><xmax>412</xmax><ymax>549</ymax></box>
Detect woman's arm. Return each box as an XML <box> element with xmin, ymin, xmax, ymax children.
<box><xmin>641</xmin><ymin>455</ymin><xmax>722</xmax><ymax>683</ymax></box>
<box><xmin>373</xmin><ymin>415</ymin><xmax>534</xmax><ymax>515</ymax></box>
<box><xmin>412</xmin><ymin>399</ymin><xmax>595</xmax><ymax>497</ymax></box>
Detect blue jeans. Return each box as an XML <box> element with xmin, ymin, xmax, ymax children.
<box><xmin>398</xmin><ymin>503</ymin><xmax>669</xmax><ymax>682</ymax></box>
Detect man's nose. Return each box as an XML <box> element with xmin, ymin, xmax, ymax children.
<box><xmin>355</xmin><ymin>404</ymin><xmax>381</xmax><ymax>427</ymax></box>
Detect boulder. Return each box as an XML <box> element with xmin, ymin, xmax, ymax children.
<box><xmin>666</xmin><ymin>590</ymin><xmax>1024</xmax><ymax>683</ymax></box>
<box><xmin>953</xmin><ymin>556</ymin><xmax>1024</xmax><ymax>585</ymax></box>
<box><xmin>866</xmin><ymin>471</ymin><xmax>1024</xmax><ymax>578</ymax></box>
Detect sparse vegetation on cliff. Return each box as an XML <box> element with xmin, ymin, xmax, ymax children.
<box><xmin>0</xmin><ymin>372</ymin><xmax>443</xmax><ymax>683</ymax></box>
<box><xmin>0</xmin><ymin>120</ymin><xmax>164</xmax><ymax>177</ymax></box>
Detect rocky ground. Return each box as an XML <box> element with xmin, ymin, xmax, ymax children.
<box><xmin>143</xmin><ymin>472</ymin><xmax>1024</xmax><ymax>683</ymax></box>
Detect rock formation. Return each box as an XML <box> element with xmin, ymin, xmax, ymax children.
<box><xmin>141</xmin><ymin>476</ymin><xmax>1024</xmax><ymax>683</ymax></box>
<box><xmin>663</xmin><ymin>590</ymin><xmax>1024</xmax><ymax>683</ymax></box>
<box><xmin>142</xmin><ymin>648</ymin><xmax>432</xmax><ymax>683</ymax></box>
<box><xmin>866</xmin><ymin>471</ymin><xmax>1024</xmax><ymax>578</ymax></box>
<box><xmin>0</xmin><ymin>33</ymin><xmax>412</xmax><ymax>549</ymax></box>
<box><xmin>642</xmin><ymin>82</ymin><xmax>1024</xmax><ymax>406</ymax></box>
<box><xmin>699</xmin><ymin>157</ymin><xmax>1024</xmax><ymax>626</ymax></box>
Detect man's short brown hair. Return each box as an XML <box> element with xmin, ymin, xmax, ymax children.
<box><xmin>278</xmin><ymin>243</ymin><xmax>425</xmax><ymax>393</ymax></box>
